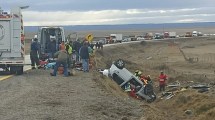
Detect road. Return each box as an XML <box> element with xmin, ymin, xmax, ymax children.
<box><xmin>0</xmin><ymin>55</ymin><xmax>31</xmax><ymax>81</ymax></box>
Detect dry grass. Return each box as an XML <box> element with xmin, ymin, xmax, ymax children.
<box><xmin>93</xmin><ymin>37</ymin><xmax>215</xmax><ymax>120</ymax></box>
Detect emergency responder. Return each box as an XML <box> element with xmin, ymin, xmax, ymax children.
<box><xmin>134</xmin><ymin>70</ymin><xmax>142</xmax><ymax>78</ymax></box>
<box><xmin>73</xmin><ymin>39</ymin><xmax>82</xmax><ymax>62</ymax></box>
<box><xmin>50</xmin><ymin>49</ymin><xmax>69</xmax><ymax>77</ymax></box>
<box><xmin>30</xmin><ymin>38</ymin><xmax>41</xmax><ymax>69</ymax></box>
<box><xmin>158</xmin><ymin>71</ymin><xmax>168</xmax><ymax>92</ymax></box>
<box><xmin>65</xmin><ymin>41</ymin><xmax>73</xmax><ymax>68</ymax></box>
<box><xmin>59</xmin><ymin>41</ymin><xmax>65</xmax><ymax>50</ymax></box>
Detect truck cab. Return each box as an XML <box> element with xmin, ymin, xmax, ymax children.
<box><xmin>192</xmin><ymin>31</ymin><xmax>198</xmax><ymax>37</ymax></box>
<box><xmin>37</xmin><ymin>27</ymin><xmax>66</xmax><ymax>58</ymax></box>
<box><xmin>110</xmin><ymin>34</ymin><xmax>122</xmax><ymax>43</ymax></box>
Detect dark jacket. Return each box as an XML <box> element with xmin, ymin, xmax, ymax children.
<box><xmin>54</xmin><ymin>50</ymin><xmax>68</xmax><ymax>62</ymax></box>
<box><xmin>73</xmin><ymin>41</ymin><xmax>81</xmax><ymax>52</ymax></box>
<box><xmin>80</xmin><ymin>46</ymin><xmax>89</xmax><ymax>59</ymax></box>
<box><xmin>31</xmin><ymin>41</ymin><xmax>39</xmax><ymax>52</ymax></box>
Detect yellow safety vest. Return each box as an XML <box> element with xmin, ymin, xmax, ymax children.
<box><xmin>66</xmin><ymin>44</ymin><xmax>73</xmax><ymax>54</ymax></box>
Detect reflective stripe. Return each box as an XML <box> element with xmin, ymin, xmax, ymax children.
<box><xmin>20</xmin><ymin>14</ymin><xmax>25</xmax><ymax>57</ymax></box>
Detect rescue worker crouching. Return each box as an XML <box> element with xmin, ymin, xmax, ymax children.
<box><xmin>50</xmin><ymin>49</ymin><xmax>69</xmax><ymax>77</ymax></box>
<box><xmin>30</xmin><ymin>38</ymin><xmax>41</xmax><ymax>69</ymax></box>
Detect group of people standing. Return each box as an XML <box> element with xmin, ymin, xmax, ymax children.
<box><xmin>30</xmin><ymin>38</ymin><xmax>93</xmax><ymax>77</ymax></box>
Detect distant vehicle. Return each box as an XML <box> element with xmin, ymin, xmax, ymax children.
<box><xmin>169</xmin><ymin>32</ymin><xmax>176</xmax><ymax>38</ymax></box>
<box><xmin>198</xmin><ymin>32</ymin><xmax>203</xmax><ymax>36</ymax></box>
<box><xmin>185</xmin><ymin>32</ymin><xmax>192</xmax><ymax>37</ymax></box>
<box><xmin>164</xmin><ymin>32</ymin><xmax>169</xmax><ymax>38</ymax></box>
<box><xmin>144</xmin><ymin>33</ymin><xmax>153</xmax><ymax>40</ymax></box>
<box><xmin>0</xmin><ymin>6</ymin><xmax>26</xmax><ymax>74</ymax></box>
<box><xmin>109</xmin><ymin>59</ymin><xmax>156</xmax><ymax>103</ymax></box>
<box><xmin>137</xmin><ymin>37</ymin><xmax>145</xmax><ymax>41</ymax></box>
<box><xmin>98</xmin><ymin>38</ymin><xmax>106</xmax><ymax>45</ymax></box>
<box><xmin>110</xmin><ymin>34</ymin><xmax>123</xmax><ymax>43</ymax></box>
<box><xmin>122</xmin><ymin>37</ymin><xmax>131</xmax><ymax>42</ymax></box>
<box><xmin>37</xmin><ymin>27</ymin><xmax>66</xmax><ymax>58</ymax></box>
<box><xmin>154</xmin><ymin>33</ymin><xmax>164</xmax><ymax>39</ymax></box>
<box><xmin>192</xmin><ymin>31</ymin><xmax>198</xmax><ymax>37</ymax></box>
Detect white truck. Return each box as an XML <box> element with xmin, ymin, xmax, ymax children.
<box><xmin>192</xmin><ymin>31</ymin><xmax>198</xmax><ymax>37</ymax></box>
<box><xmin>0</xmin><ymin>7</ymin><xmax>26</xmax><ymax>75</ymax></box>
<box><xmin>110</xmin><ymin>34</ymin><xmax>123</xmax><ymax>43</ymax></box>
<box><xmin>169</xmin><ymin>32</ymin><xmax>176</xmax><ymax>38</ymax></box>
<box><xmin>37</xmin><ymin>27</ymin><xmax>66</xmax><ymax>59</ymax></box>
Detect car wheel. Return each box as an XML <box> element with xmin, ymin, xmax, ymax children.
<box><xmin>114</xmin><ymin>59</ymin><xmax>125</xmax><ymax>69</ymax></box>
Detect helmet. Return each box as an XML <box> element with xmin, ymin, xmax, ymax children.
<box><xmin>135</xmin><ymin>70</ymin><xmax>142</xmax><ymax>77</ymax></box>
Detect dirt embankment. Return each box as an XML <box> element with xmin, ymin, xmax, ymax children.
<box><xmin>94</xmin><ymin>37</ymin><xmax>215</xmax><ymax>120</ymax></box>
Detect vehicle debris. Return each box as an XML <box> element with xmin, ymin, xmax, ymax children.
<box><xmin>184</xmin><ymin>109</ymin><xmax>193</xmax><ymax>115</ymax></box>
<box><xmin>190</xmin><ymin>84</ymin><xmax>210</xmax><ymax>89</ymax></box>
<box><xmin>167</xmin><ymin>81</ymin><xmax>180</xmax><ymax>87</ymax></box>
<box><xmin>198</xmin><ymin>88</ymin><xmax>209</xmax><ymax>93</ymax></box>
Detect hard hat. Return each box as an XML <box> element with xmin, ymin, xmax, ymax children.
<box><xmin>34</xmin><ymin>35</ymin><xmax>38</xmax><ymax>39</ymax></box>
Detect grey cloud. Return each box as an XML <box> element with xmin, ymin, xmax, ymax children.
<box><xmin>1</xmin><ymin>0</ymin><xmax>214</xmax><ymax>11</ymax></box>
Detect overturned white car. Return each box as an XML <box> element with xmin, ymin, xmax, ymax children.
<box><xmin>106</xmin><ymin>59</ymin><xmax>156</xmax><ymax>102</ymax></box>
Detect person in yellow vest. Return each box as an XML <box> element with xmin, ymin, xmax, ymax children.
<box><xmin>65</xmin><ymin>41</ymin><xmax>73</xmax><ymax>68</ymax></box>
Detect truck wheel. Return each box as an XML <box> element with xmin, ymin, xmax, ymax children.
<box><xmin>10</xmin><ymin>69</ymin><xmax>16</xmax><ymax>74</ymax></box>
<box><xmin>114</xmin><ymin>59</ymin><xmax>125</xmax><ymax>69</ymax></box>
<box><xmin>16</xmin><ymin>66</ymin><xmax>24</xmax><ymax>75</ymax></box>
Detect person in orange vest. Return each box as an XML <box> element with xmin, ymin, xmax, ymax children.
<box><xmin>158</xmin><ymin>71</ymin><xmax>168</xmax><ymax>92</ymax></box>
<box><xmin>59</xmin><ymin>41</ymin><xmax>65</xmax><ymax>50</ymax></box>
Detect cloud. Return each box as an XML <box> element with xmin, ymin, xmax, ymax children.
<box><xmin>21</xmin><ymin>7</ymin><xmax>215</xmax><ymax>26</ymax></box>
<box><xmin>1</xmin><ymin>0</ymin><xmax>214</xmax><ymax>12</ymax></box>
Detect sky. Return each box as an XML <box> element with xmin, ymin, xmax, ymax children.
<box><xmin>0</xmin><ymin>0</ymin><xmax>215</xmax><ymax>26</ymax></box>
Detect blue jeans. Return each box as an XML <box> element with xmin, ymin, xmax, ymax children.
<box><xmin>52</xmin><ymin>61</ymin><xmax>68</xmax><ymax>76</ymax></box>
<box><xmin>82</xmin><ymin>59</ymin><xmax>89</xmax><ymax>72</ymax></box>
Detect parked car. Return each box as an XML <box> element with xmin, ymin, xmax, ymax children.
<box><xmin>122</xmin><ymin>37</ymin><xmax>131</xmax><ymax>42</ymax></box>
<box><xmin>98</xmin><ymin>38</ymin><xmax>106</xmax><ymax>45</ymax></box>
<box><xmin>108</xmin><ymin>59</ymin><xmax>156</xmax><ymax>102</ymax></box>
<box><xmin>137</xmin><ymin>37</ymin><xmax>145</xmax><ymax>41</ymax></box>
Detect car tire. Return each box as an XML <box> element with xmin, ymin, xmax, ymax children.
<box><xmin>114</xmin><ymin>59</ymin><xmax>125</xmax><ymax>69</ymax></box>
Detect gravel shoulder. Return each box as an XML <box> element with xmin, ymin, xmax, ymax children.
<box><xmin>0</xmin><ymin>69</ymin><xmax>143</xmax><ymax>120</ymax></box>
